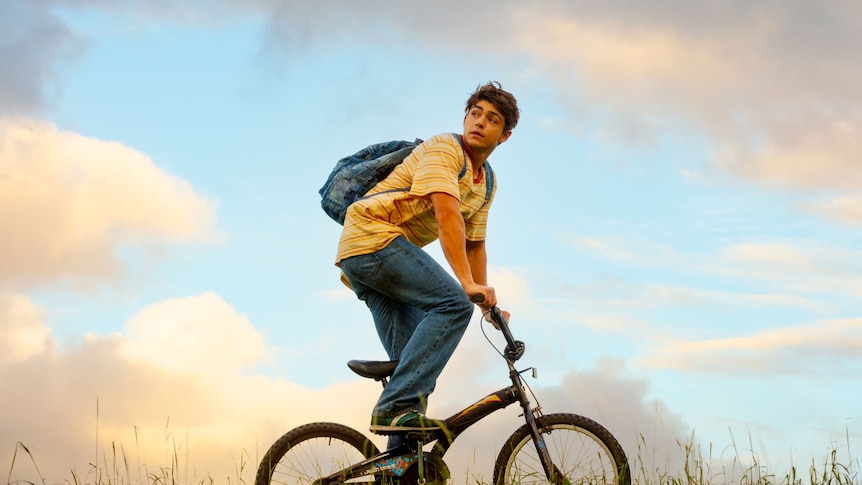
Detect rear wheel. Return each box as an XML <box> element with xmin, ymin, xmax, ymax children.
<box><xmin>493</xmin><ymin>413</ymin><xmax>630</xmax><ymax>485</ymax></box>
<box><xmin>255</xmin><ymin>422</ymin><xmax>380</xmax><ymax>485</ymax></box>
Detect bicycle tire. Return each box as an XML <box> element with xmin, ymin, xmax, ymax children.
<box><xmin>255</xmin><ymin>422</ymin><xmax>381</xmax><ymax>485</ymax></box>
<box><xmin>493</xmin><ymin>413</ymin><xmax>631</xmax><ymax>485</ymax></box>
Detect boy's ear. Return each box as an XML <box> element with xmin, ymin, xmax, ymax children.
<box><xmin>498</xmin><ymin>130</ymin><xmax>513</xmax><ymax>145</ymax></box>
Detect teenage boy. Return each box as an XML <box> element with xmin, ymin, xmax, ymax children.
<box><xmin>335</xmin><ymin>82</ymin><xmax>520</xmax><ymax>435</ymax></box>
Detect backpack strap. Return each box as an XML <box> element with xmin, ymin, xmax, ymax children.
<box><xmin>482</xmin><ymin>160</ymin><xmax>494</xmax><ymax>203</ymax></box>
<box><xmin>453</xmin><ymin>133</ymin><xmax>468</xmax><ymax>180</ymax></box>
<box><xmin>453</xmin><ymin>133</ymin><xmax>494</xmax><ymax>204</ymax></box>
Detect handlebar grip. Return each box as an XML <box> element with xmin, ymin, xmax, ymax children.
<box><xmin>489</xmin><ymin>306</ymin><xmax>507</xmax><ymax>325</ymax></box>
<box><xmin>469</xmin><ymin>296</ymin><xmax>508</xmax><ymax>333</ymax></box>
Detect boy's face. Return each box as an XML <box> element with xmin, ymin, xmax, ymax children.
<box><xmin>462</xmin><ymin>100</ymin><xmax>512</xmax><ymax>152</ymax></box>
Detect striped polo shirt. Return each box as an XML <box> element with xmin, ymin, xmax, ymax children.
<box><xmin>335</xmin><ymin>133</ymin><xmax>496</xmax><ymax>265</ymax></box>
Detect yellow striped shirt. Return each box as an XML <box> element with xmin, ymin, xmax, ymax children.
<box><xmin>335</xmin><ymin>133</ymin><xmax>495</xmax><ymax>264</ymax></box>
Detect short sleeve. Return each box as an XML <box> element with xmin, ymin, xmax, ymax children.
<box><xmin>408</xmin><ymin>139</ymin><xmax>463</xmax><ymax>200</ymax></box>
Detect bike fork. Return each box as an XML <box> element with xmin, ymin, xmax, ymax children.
<box><xmin>524</xmin><ymin>410</ymin><xmax>560</xmax><ymax>482</ymax></box>
<box><xmin>512</xmin><ymin>369</ymin><xmax>560</xmax><ymax>483</ymax></box>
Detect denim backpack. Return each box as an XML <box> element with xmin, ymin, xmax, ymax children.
<box><xmin>319</xmin><ymin>134</ymin><xmax>494</xmax><ymax>225</ymax></box>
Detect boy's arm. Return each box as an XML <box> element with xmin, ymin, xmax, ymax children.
<box><xmin>429</xmin><ymin>192</ymin><xmax>497</xmax><ymax>307</ymax></box>
<box><xmin>467</xmin><ymin>239</ymin><xmax>500</xmax><ymax>318</ymax></box>
<box><xmin>465</xmin><ymin>239</ymin><xmax>487</xmax><ymax>286</ymax></box>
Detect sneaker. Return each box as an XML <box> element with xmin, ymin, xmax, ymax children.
<box><xmin>369</xmin><ymin>411</ymin><xmax>444</xmax><ymax>434</ymax></box>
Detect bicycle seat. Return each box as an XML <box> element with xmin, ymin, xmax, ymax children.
<box><xmin>347</xmin><ymin>359</ymin><xmax>398</xmax><ymax>381</ymax></box>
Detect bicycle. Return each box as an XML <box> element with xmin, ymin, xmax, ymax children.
<box><xmin>255</xmin><ymin>305</ymin><xmax>631</xmax><ymax>485</ymax></box>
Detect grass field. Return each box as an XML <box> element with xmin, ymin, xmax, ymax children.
<box><xmin>6</xmin><ymin>433</ymin><xmax>860</xmax><ymax>485</ymax></box>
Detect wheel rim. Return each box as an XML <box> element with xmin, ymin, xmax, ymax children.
<box><xmin>270</xmin><ymin>436</ymin><xmax>374</xmax><ymax>485</ymax></box>
<box><xmin>503</xmin><ymin>424</ymin><xmax>621</xmax><ymax>485</ymax></box>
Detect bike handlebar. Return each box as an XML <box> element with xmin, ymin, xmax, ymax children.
<box><xmin>471</xmin><ymin>294</ymin><xmax>526</xmax><ymax>362</ymax></box>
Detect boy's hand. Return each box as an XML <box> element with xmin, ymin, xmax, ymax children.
<box><xmin>482</xmin><ymin>307</ymin><xmax>510</xmax><ymax>330</ymax></box>
<box><xmin>466</xmin><ymin>283</ymin><xmax>496</xmax><ymax>307</ymax></box>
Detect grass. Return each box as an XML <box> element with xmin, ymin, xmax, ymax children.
<box><xmin>632</xmin><ymin>428</ymin><xmax>859</xmax><ymax>485</ymax></box>
<box><xmin>5</xmin><ymin>413</ymin><xmax>251</xmax><ymax>485</ymax></box>
<box><xmin>6</xmin><ymin>431</ymin><xmax>860</xmax><ymax>485</ymax></box>
<box><xmin>6</xmin><ymin>439</ymin><xmax>243</xmax><ymax>485</ymax></box>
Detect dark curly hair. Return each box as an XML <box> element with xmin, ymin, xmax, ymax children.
<box><xmin>465</xmin><ymin>82</ymin><xmax>520</xmax><ymax>132</ymax></box>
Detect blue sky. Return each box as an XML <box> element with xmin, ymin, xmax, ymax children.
<box><xmin>2</xmin><ymin>1</ymin><xmax>861</xmax><ymax>483</ymax></box>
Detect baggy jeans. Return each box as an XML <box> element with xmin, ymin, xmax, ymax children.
<box><xmin>340</xmin><ymin>236</ymin><xmax>473</xmax><ymax>418</ymax></box>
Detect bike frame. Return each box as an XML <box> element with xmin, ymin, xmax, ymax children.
<box><xmin>318</xmin><ymin>307</ymin><xmax>558</xmax><ymax>484</ymax></box>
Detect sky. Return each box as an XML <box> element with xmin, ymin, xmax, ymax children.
<box><xmin>2</xmin><ymin>0</ymin><xmax>862</xmax><ymax>483</ymax></box>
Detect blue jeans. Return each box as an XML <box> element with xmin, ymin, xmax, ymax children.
<box><xmin>340</xmin><ymin>236</ymin><xmax>473</xmax><ymax>418</ymax></box>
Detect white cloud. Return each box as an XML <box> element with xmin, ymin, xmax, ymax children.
<box><xmin>806</xmin><ymin>195</ymin><xmax>862</xmax><ymax>228</ymax></box>
<box><xmin>1</xmin><ymin>286</ymin><xmax>694</xmax><ymax>484</ymax></box>
<box><xmin>487</xmin><ymin>266</ymin><xmax>531</xmax><ymax>308</ymax></box>
<box><xmin>0</xmin><ymin>292</ymin><xmax>383</xmax><ymax>484</ymax></box>
<box><xmin>568</xmin><ymin>236</ymin><xmax>637</xmax><ymax>262</ymax></box>
<box><xmin>498</xmin><ymin>3</ymin><xmax>862</xmax><ymax>232</ymax></box>
<box><xmin>714</xmin><ymin>242</ymin><xmax>862</xmax><ymax>297</ymax></box>
<box><xmin>641</xmin><ymin>318</ymin><xmax>862</xmax><ymax>376</ymax></box>
<box><xmin>0</xmin><ymin>293</ymin><xmax>53</xmax><ymax>362</ymax></box>
<box><xmin>0</xmin><ymin>119</ymin><xmax>217</xmax><ymax>290</ymax></box>
<box><xmin>565</xmin><ymin>232</ymin><xmax>862</xmax><ymax>299</ymax></box>
<box><xmin>714</xmin><ymin>120</ymin><xmax>862</xmax><ymax>192</ymax></box>
<box><xmin>120</xmin><ymin>292</ymin><xmax>270</xmax><ymax>375</ymax></box>
<box><xmin>645</xmin><ymin>285</ymin><xmax>825</xmax><ymax>312</ymax></box>
<box><xmin>15</xmin><ymin>1</ymin><xmax>861</xmax><ymax>211</ymax></box>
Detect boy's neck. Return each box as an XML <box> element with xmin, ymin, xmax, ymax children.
<box><xmin>460</xmin><ymin>136</ymin><xmax>492</xmax><ymax>169</ymax></box>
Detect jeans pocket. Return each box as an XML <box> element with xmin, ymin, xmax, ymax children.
<box><xmin>341</xmin><ymin>252</ymin><xmax>383</xmax><ymax>285</ymax></box>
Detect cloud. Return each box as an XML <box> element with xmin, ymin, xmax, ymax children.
<box><xmin>0</xmin><ymin>294</ymin><xmax>53</xmax><ymax>362</ymax></box>
<box><xmin>119</xmin><ymin>292</ymin><xmax>271</xmax><ymax>375</ymax></box>
<box><xmin>715</xmin><ymin>242</ymin><xmax>862</xmax><ymax>296</ymax></box>
<box><xmin>714</xmin><ymin>122</ymin><xmax>862</xmax><ymax>193</ymax></box>
<box><xmin>0</xmin><ymin>1</ymin><xmax>85</xmax><ymax>117</ymax></box>
<box><xmin>1</xmin><ymin>287</ymin><xmax>694</xmax><ymax>484</ymax></box>
<box><xmin>21</xmin><ymin>1</ymin><xmax>860</xmax><ymax>205</ymax></box>
<box><xmin>641</xmin><ymin>318</ymin><xmax>862</xmax><ymax>376</ymax></box>
<box><xmin>0</xmin><ymin>292</ymin><xmax>383</xmax><ymax>484</ymax></box>
<box><xmin>806</xmin><ymin>195</ymin><xmax>862</xmax><ymax>229</ymax></box>
<box><xmin>566</xmin><ymin>231</ymin><xmax>862</xmax><ymax>299</ymax></box>
<box><xmin>538</xmin><ymin>358</ymin><xmax>693</xmax><ymax>475</ymax></box>
<box><xmin>508</xmin><ymin>3</ymin><xmax>862</xmax><ymax>194</ymax></box>
<box><xmin>0</xmin><ymin>119</ymin><xmax>217</xmax><ymax>290</ymax></box>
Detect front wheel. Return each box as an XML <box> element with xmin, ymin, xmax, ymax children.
<box><xmin>494</xmin><ymin>413</ymin><xmax>631</xmax><ymax>485</ymax></box>
<box><xmin>255</xmin><ymin>422</ymin><xmax>380</xmax><ymax>485</ymax></box>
